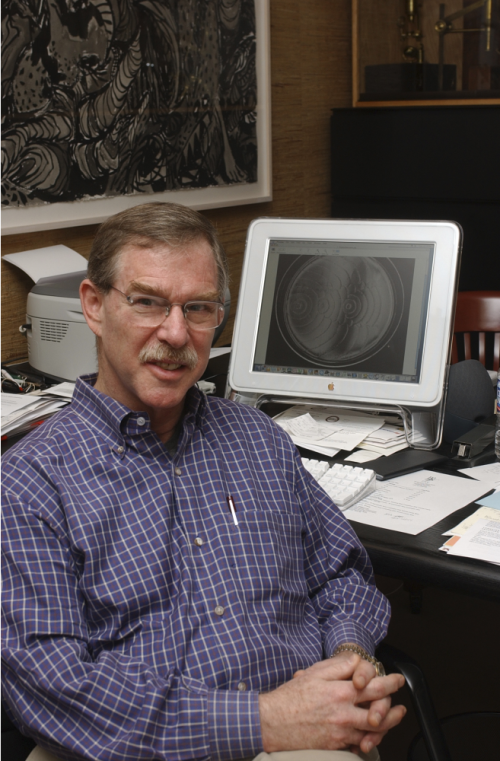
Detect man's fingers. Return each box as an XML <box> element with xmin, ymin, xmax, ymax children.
<box><xmin>360</xmin><ymin>703</ymin><xmax>408</xmax><ymax>750</ymax></box>
<box><xmin>351</xmin><ymin>659</ymin><xmax>376</xmax><ymax>690</ymax></box>
<box><xmin>294</xmin><ymin>654</ymin><xmax>361</xmax><ymax>682</ymax></box>
<box><xmin>366</xmin><ymin>696</ymin><xmax>391</xmax><ymax>728</ymax></box>
<box><xmin>356</xmin><ymin>673</ymin><xmax>405</xmax><ymax>703</ymax></box>
<box><xmin>379</xmin><ymin>703</ymin><xmax>407</xmax><ymax>732</ymax></box>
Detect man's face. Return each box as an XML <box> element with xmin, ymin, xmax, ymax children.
<box><xmin>83</xmin><ymin>238</ymin><xmax>220</xmax><ymax>436</ymax></box>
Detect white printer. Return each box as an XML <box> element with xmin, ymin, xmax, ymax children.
<box><xmin>22</xmin><ymin>270</ymin><xmax>98</xmax><ymax>381</ymax></box>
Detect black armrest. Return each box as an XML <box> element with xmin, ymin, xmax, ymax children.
<box><xmin>376</xmin><ymin>643</ymin><xmax>453</xmax><ymax>761</ymax></box>
<box><xmin>0</xmin><ymin>702</ymin><xmax>15</xmax><ymax>732</ymax></box>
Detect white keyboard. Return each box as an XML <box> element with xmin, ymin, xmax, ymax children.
<box><xmin>302</xmin><ymin>458</ymin><xmax>377</xmax><ymax>510</ymax></box>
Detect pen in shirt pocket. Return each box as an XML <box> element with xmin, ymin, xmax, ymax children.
<box><xmin>227</xmin><ymin>495</ymin><xmax>239</xmax><ymax>526</ymax></box>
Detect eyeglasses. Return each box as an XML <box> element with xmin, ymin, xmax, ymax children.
<box><xmin>110</xmin><ymin>286</ymin><xmax>224</xmax><ymax>331</ymax></box>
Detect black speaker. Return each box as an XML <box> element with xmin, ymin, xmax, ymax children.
<box><xmin>443</xmin><ymin>360</ymin><xmax>496</xmax><ymax>444</ymax></box>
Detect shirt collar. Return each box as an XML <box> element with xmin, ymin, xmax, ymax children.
<box><xmin>72</xmin><ymin>374</ymin><xmax>208</xmax><ymax>440</ymax></box>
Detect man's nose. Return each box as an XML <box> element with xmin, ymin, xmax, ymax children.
<box><xmin>154</xmin><ymin>305</ymin><xmax>189</xmax><ymax>346</ymax></box>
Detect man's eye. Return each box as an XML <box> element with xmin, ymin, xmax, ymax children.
<box><xmin>131</xmin><ymin>295</ymin><xmax>162</xmax><ymax>308</ymax></box>
<box><xmin>187</xmin><ymin>302</ymin><xmax>214</xmax><ymax>314</ymax></box>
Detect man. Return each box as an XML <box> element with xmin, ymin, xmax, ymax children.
<box><xmin>2</xmin><ymin>203</ymin><xmax>406</xmax><ymax>761</ymax></box>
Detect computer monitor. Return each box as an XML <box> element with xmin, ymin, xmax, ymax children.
<box><xmin>228</xmin><ymin>218</ymin><xmax>461</xmax><ymax>419</ymax></box>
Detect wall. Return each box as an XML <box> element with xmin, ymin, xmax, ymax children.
<box><xmin>1</xmin><ymin>0</ymin><xmax>352</xmax><ymax>364</ymax></box>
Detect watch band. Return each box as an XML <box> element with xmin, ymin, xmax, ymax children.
<box><xmin>331</xmin><ymin>644</ymin><xmax>386</xmax><ymax>676</ymax></box>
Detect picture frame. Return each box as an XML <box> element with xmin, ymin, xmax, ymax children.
<box><xmin>1</xmin><ymin>0</ymin><xmax>272</xmax><ymax>236</ymax></box>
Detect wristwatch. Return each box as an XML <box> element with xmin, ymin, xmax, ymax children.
<box><xmin>331</xmin><ymin>644</ymin><xmax>386</xmax><ymax>676</ymax></box>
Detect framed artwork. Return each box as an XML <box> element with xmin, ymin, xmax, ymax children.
<box><xmin>1</xmin><ymin>0</ymin><xmax>271</xmax><ymax>235</ymax></box>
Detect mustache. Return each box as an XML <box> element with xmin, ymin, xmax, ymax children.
<box><xmin>138</xmin><ymin>342</ymin><xmax>198</xmax><ymax>369</ymax></box>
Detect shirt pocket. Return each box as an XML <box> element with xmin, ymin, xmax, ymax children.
<box><xmin>234</xmin><ymin>509</ymin><xmax>309</xmax><ymax>620</ymax></box>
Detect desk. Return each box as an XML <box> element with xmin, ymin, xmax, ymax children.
<box><xmin>350</xmin><ymin>502</ymin><xmax>500</xmax><ymax>604</ymax></box>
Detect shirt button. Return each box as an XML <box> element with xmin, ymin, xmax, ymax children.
<box><xmin>175</xmin><ymin>467</ymin><xmax>182</xmax><ymax>476</ymax></box>
<box><xmin>137</xmin><ymin>417</ymin><xmax>146</xmax><ymax>426</ymax></box>
<box><xmin>116</xmin><ymin>446</ymin><xmax>124</xmax><ymax>454</ymax></box>
<box><xmin>214</xmin><ymin>605</ymin><xmax>225</xmax><ymax>617</ymax></box>
<box><xmin>237</xmin><ymin>681</ymin><xmax>247</xmax><ymax>692</ymax></box>
<box><xmin>194</xmin><ymin>537</ymin><xmax>203</xmax><ymax>547</ymax></box>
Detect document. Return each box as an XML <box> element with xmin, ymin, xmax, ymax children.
<box><xmin>2</xmin><ymin>245</ymin><xmax>88</xmax><ymax>283</ymax></box>
<box><xmin>1</xmin><ymin>392</ymin><xmax>69</xmax><ymax>438</ymax></box>
<box><xmin>459</xmin><ymin>462</ymin><xmax>500</xmax><ymax>490</ymax></box>
<box><xmin>344</xmin><ymin>470</ymin><xmax>492</xmax><ymax>535</ymax></box>
<box><xmin>39</xmin><ymin>382</ymin><xmax>76</xmax><ymax>399</ymax></box>
<box><xmin>274</xmin><ymin>405</ymin><xmax>384</xmax><ymax>454</ymax></box>
<box><xmin>476</xmin><ymin>491</ymin><xmax>500</xmax><ymax>509</ymax></box>
<box><xmin>209</xmin><ymin>346</ymin><xmax>231</xmax><ymax>358</ymax></box>
<box><xmin>446</xmin><ymin>519</ymin><xmax>500</xmax><ymax>565</ymax></box>
<box><xmin>0</xmin><ymin>396</ymin><xmax>68</xmax><ymax>439</ymax></box>
<box><xmin>356</xmin><ymin>424</ymin><xmax>409</xmax><ymax>456</ymax></box>
<box><xmin>1</xmin><ymin>393</ymin><xmax>42</xmax><ymax>419</ymax></box>
<box><xmin>443</xmin><ymin>506</ymin><xmax>500</xmax><ymax>537</ymax></box>
<box><xmin>344</xmin><ymin>449</ymin><xmax>382</xmax><ymax>463</ymax></box>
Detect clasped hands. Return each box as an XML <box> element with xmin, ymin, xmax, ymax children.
<box><xmin>259</xmin><ymin>649</ymin><xmax>406</xmax><ymax>756</ymax></box>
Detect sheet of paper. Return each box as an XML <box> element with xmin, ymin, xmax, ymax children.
<box><xmin>344</xmin><ymin>449</ymin><xmax>383</xmax><ymax>463</ymax></box>
<box><xmin>362</xmin><ymin>425</ymin><xmax>406</xmax><ymax>445</ymax></box>
<box><xmin>443</xmin><ymin>506</ymin><xmax>500</xmax><ymax>537</ymax></box>
<box><xmin>1</xmin><ymin>393</ymin><xmax>42</xmax><ymax>419</ymax></box>
<box><xmin>459</xmin><ymin>462</ymin><xmax>500</xmax><ymax>489</ymax></box>
<box><xmin>274</xmin><ymin>405</ymin><xmax>384</xmax><ymax>451</ymax></box>
<box><xmin>343</xmin><ymin>470</ymin><xmax>492</xmax><ymax>535</ymax></box>
<box><xmin>446</xmin><ymin>519</ymin><xmax>500</xmax><ymax>564</ymax></box>
<box><xmin>440</xmin><ymin>535</ymin><xmax>461</xmax><ymax>552</ymax></box>
<box><xmin>3</xmin><ymin>245</ymin><xmax>88</xmax><ymax>282</ymax></box>
<box><xmin>285</xmin><ymin>413</ymin><xmax>337</xmax><ymax>442</ymax></box>
<box><xmin>295</xmin><ymin>442</ymin><xmax>340</xmax><ymax>458</ymax></box>
<box><xmin>39</xmin><ymin>382</ymin><xmax>76</xmax><ymax>399</ymax></box>
<box><xmin>476</xmin><ymin>491</ymin><xmax>500</xmax><ymax>509</ymax></box>
<box><xmin>209</xmin><ymin>346</ymin><xmax>231</xmax><ymax>358</ymax></box>
<box><xmin>1</xmin><ymin>399</ymin><xmax>68</xmax><ymax>435</ymax></box>
<box><xmin>357</xmin><ymin>440</ymin><xmax>409</xmax><ymax>456</ymax></box>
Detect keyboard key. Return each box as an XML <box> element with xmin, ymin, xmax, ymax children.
<box><xmin>302</xmin><ymin>458</ymin><xmax>377</xmax><ymax>510</ymax></box>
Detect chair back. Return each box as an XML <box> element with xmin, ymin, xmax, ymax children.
<box><xmin>451</xmin><ymin>291</ymin><xmax>500</xmax><ymax>371</ymax></box>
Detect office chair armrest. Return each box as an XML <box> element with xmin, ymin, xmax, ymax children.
<box><xmin>376</xmin><ymin>643</ymin><xmax>453</xmax><ymax>761</ymax></box>
<box><xmin>0</xmin><ymin>702</ymin><xmax>15</xmax><ymax>732</ymax></box>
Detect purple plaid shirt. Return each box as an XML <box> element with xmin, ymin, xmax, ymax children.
<box><xmin>2</xmin><ymin>375</ymin><xmax>390</xmax><ymax>761</ymax></box>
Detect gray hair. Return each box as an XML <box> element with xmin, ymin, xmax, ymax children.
<box><xmin>87</xmin><ymin>202</ymin><xmax>229</xmax><ymax>299</ymax></box>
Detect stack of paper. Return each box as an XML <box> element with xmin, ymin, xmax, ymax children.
<box><xmin>441</xmin><ymin>515</ymin><xmax>500</xmax><ymax>565</ymax></box>
<box><xmin>1</xmin><ymin>383</ymin><xmax>75</xmax><ymax>440</ymax></box>
<box><xmin>273</xmin><ymin>405</ymin><xmax>385</xmax><ymax>458</ymax></box>
<box><xmin>439</xmin><ymin>462</ymin><xmax>500</xmax><ymax>564</ymax></box>
<box><xmin>357</xmin><ymin>424</ymin><xmax>408</xmax><ymax>457</ymax></box>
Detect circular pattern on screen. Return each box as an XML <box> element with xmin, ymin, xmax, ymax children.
<box><xmin>275</xmin><ymin>256</ymin><xmax>403</xmax><ymax>366</ymax></box>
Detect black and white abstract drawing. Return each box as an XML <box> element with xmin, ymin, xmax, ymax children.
<box><xmin>2</xmin><ymin>0</ymin><xmax>258</xmax><ymax>211</ymax></box>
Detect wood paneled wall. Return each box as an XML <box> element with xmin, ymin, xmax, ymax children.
<box><xmin>1</xmin><ymin>0</ymin><xmax>352</xmax><ymax>363</ymax></box>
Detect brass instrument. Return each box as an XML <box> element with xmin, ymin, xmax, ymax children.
<box><xmin>398</xmin><ymin>0</ymin><xmax>425</xmax><ymax>62</ymax></box>
<box><xmin>435</xmin><ymin>1</ymin><xmax>497</xmax><ymax>90</ymax></box>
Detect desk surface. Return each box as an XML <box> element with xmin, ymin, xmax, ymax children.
<box><xmin>350</xmin><ymin>501</ymin><xmax>500</xmax><ymax>603</ymax></box>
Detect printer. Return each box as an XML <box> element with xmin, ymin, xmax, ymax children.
<box><xmin>21</xmin><ymin>270</ymin><xmax>98</xmax><ymax>382</ymax></box>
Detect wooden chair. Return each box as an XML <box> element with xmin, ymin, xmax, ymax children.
<box><xmin>451</xmin><ymin>291</ymin><xmax>500</xmax><ymax>372</ymax></box>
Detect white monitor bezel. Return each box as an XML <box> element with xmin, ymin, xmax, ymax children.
<box><xmin>228</xmin><ymin>217</ymin><xmax>461</xmax><ymax>408</ymax></box>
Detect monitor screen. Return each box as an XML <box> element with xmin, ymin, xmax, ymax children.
<box><xmin>229</xmin><ymin>218</ymin><xmax>461</xmax><ymax>408</ymax></box>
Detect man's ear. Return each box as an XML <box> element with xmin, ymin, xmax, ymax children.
<box><xmin>80</xmin><ymin>279</ymin><xmax>104</xmax><ymax>337</ymax></box>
